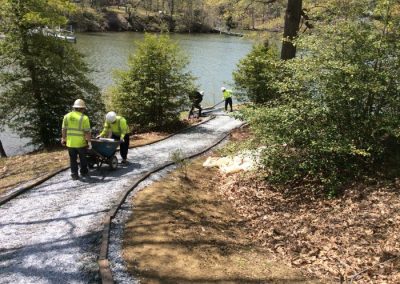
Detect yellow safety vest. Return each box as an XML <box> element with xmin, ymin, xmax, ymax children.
<box><xmin>223</xmin><ymin>90</ymin><xmax>232</xmax><ymax>99</ymax></box>
<box><xmin>62</xmin><ymin>111</ymin><xmax>91</xmax><ymax>148</ymax></box>
<box><xmin>100</xmin><ymin>116</ymin><xmax>128</xmax><ymax>140</ymax></box>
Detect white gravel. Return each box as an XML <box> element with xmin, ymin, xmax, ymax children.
<box><xmin>0</xmin><ymin>114</ymin><xmax>242</xmax><ymax>284</ymax></box>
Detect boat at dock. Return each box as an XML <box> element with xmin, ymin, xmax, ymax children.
<box><xmin>212</xmin><ymin>28</ymin><xmax>244</xmax><ymax>37</ymax></box>
<box><xmin>1</xmin><ymin>28</ymin><xmax>76</xmax><ymax>43</ymax></box>
<box><xmin>44</xmin><ymin>27</ymin><xmax>77</xmax><ymax>43</ymax></box>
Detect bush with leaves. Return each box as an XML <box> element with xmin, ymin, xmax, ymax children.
<box><xmin>239</xmin><ymin>0</ymin><xmax>400</xmax><ymax>194</ymax></box>
<box><xmin>0</xmin><ymin>0</ymin><xmax>104</xmax><ymax>148</ymax></box>
<box><xmin>108</xmin><ymin>34</ymin><xmax>195</xmax><ymax>131</ymax></box>
<box><xmin>233</xmin><ymin>41</ymin><xmax>284</xmax><ymax>104</ymax></box>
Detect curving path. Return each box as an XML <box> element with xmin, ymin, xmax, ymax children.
<box><xmin>0</xmin><ymin>114</ymin><xmax>242</xmax><ymax>284</ymax></box>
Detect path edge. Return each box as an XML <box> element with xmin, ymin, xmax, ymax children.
<box><xmin>0</xmin><ymin>116</ymin><xmax>216</xmax><ymax>207</ymax></box>
<box><xmin>98</xmin><ymin>121</ymin><xmax>245</xmax><ymax>284</ymax></box>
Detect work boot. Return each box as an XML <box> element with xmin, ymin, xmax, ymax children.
<box><xmin>121</xmin><ymin>159</ymin><xmax>128</xmax><ymax>164</ymax></box>
<box><xmin>71</xmin><ymin>173</ymin><xmax>79</xmax><ymax>180</ymax></box>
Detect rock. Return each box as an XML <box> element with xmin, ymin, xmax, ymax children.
<box><xmin>105</xmin><ymin>12</ymin><xmax>131</xmax><ymax>31</ymax></box>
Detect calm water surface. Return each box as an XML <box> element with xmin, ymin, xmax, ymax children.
<box><xmin>0</xmin><ymin>32</ymin><xmax>253</xmax><ymax>156</ymax></box>
<box><xmin>77</xmin><ymin>32</ymin><xmax>253</xmax><ymax>105</ymax></box>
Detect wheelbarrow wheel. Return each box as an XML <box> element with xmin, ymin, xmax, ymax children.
<box><xmin>109</xmin><ymin>156</ymin><xmax>118</xmax><ymax>170</ymax></box>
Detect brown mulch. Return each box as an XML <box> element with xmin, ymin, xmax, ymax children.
<box><xmin>123</xmin><ymin>158</ymin><xmax>319</xmax><ymax>284</ymax></box>
<box><xmin>217</xmin><ymin>173</ymin><xmax>400</xmax><ymax>283</ymax></box>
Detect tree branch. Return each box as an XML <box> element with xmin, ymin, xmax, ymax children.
<box><xmin>236</xmin><ymin>0</ymin><xmax>278</xmax><ymax>22</ymax></box>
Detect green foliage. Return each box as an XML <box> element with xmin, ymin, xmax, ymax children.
<box><xmin>239</xmin><ymin>0</ymin><xmax>400</xmax><ymax>193</ymax></box>
<box><xmin>68</xmin><ymin>6</ymin><xmax>105</xmax><ymax>32</ymax></box>
<box><xmin>170</xmin><ymin>149</ymin><xmax>188</xmax><ymax>179</ymax></box>
<box><xmin>109</xmin><ymin>34</ymin><xmax>195</xmax><ymax>131</ymax></box>
<box><xmin>0</xmin><ymin>0</ymin><xmax>104</xmax><ymax>147</ymax></box>
<box><xmin>233</xmin><ymin>41</ymin><xmax>283</xmax><ymax>104</ymax></box>
<box><xmin>205</xmin><ymin>0</ymin><xmax>286</xmax><ymax>30</ymax></box>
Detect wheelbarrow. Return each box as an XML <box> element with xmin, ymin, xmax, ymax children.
<box><xmin>87</xmin><ymin>138</ymin><xmax>121</xmax><ymax>170</ymax></box>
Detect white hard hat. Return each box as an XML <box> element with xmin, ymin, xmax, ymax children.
<box><xmin>106</xmin><ymin>111</ymin><xmax>117</xmax><ymax>123</ymax></box>
<box><xmin>200</xmin><ymin>90</ymin><xmax>204</xmax><ymax>95</ymax></box>
<box><xmin>73</xmin><ymin>99</ymin><xmax>86</xmax><ymax>109</ymax></box>
<box><xmin>221</xmin><ymin>87</ymin><xmax>226</xmax><ymax>91</ymax></box>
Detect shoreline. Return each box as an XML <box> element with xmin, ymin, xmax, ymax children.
<box><xmin>68</xmin><ymin>6</ymin><xmax>280</xmax><ymax>34</ymax></box>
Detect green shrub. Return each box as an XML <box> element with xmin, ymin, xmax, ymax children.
<box><xmin>239</xmin><ymin>1</ymin><xmax>400</xmax><ymax>194</ymax></box>
<box><xmin>233</xmin><ymin>42</ymin><xmax>284</xmax><ymax>104</ymax></box>
<box><xmin>109</xmin><ymin>34</ymin><xmax>195</xmax><ymax>131</ymax></box>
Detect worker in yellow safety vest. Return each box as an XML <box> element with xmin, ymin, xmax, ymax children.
<box><xmin>61</xmin><ymin>99</ymin><xmax>92</xmax><ymax>180</ymax></box>
<box><xmin>221</xmin><ymin>87</ymin><xmax>233</xmax><ymax>112</ymax></box>
<box><xmin>97</xmin><ymin>111</ymin><xmax>129</xmax><ymax>164</ymax></box>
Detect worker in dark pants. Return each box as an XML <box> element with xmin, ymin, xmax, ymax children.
<box><xmin>61</xmin><ymin>99</ymin><xmax>92</xmax><ymax>180</ymax></box>
<box><xmin>112</xmin><ymin>131</ymin><xmax>129</xmax><ymax>162</ymax></box>
<box><xmin>188</xmin><ymin>90</ymin><xmax>204</xmax><ymax>119</ymax></box>
<box><xmin>98</xmin><ymin>111</ymin><xmax>129</xmax><ymax>164</ymax></box>
<box><xmin>221</xmin><ymin>87</ymin><xmax>233</xmax><ymax>112</ymax></box>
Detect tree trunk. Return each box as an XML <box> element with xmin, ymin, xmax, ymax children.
<box><xmin>0</xmin><ymin>139</ymin><xmax>7</xmax><ymax>158</ymax></box>
<box><xmin>161</xmin><ymin>0</ymin><xmax>165</xmax><ymax>11</ymax></box>
<box><xmin>169</xmin><ymin>0</ymin><xmax>174</xmax><ymax>16</ymax></box>
<box><xmin>280</xmin><ymin>0</ymin><xmax>302</xmax><ymax>60</ymax></box>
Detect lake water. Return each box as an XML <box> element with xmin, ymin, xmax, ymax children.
<box><xmin>0</xmin><ymin>32</ymin><xmax>254</xmax><ymax>156</ymax></box>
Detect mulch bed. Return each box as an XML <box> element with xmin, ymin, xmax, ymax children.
<box><xmin>218</xmin><ymin>173</ymin><xmax>400</xmax><ymax>283</ymax></box>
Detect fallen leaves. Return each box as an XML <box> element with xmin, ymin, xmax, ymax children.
<box><xmin>217</xmin><ymin>173</ymin><xmax>400</xmax><ymax>283</ymax></box>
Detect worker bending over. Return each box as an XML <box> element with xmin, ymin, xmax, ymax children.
<box><xmin>98</xmin><ymin>111</ymin><xmax>129</xmax><ymax>164</ymax></box>
<box><xmin>188</xmin><ymin>90</ymin><xmax>204</xmax><ymax>119</ymax></box>
<box><xmin>61</xmin><ymin>99</ymin><xmax>92</xmax><ymax>180</ymax></box>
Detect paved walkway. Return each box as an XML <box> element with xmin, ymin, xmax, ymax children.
<box><xmin>0</xmin><ymin>114</ymin><xmax>241</xmax><ymax>284</ymax></box>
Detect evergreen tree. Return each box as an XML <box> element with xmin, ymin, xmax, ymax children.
<box><xmin>108</xmin><ymin>34</ymin><xmax>195</xmax><ymax>131</ymax></box>
<box><xmin>233</xmin><ymin>41</ymin><xmax>283</xmax><ymax>104</ymax></box>
<box><xmin>0</xmin><ymin>0</ymin><xmax>104</xmax><ymax>148</ymax></box>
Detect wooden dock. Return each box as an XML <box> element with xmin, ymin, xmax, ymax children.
<box><xmin>212</xmin><ymin>28</ymin><xmax>244</xmax><ymax>37</ymax></box>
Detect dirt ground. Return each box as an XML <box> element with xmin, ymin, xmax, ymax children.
<box><xmin>123</xmin><ymin>126</ymin><xmax>400</xmax><ymax>284</ymax></box>
<box><xmin>0</xmin><ymin>132</ymin><xmax>170</xmax><ymax>199</ymax></box>
<box><xmin>123</xmin><ymin>157</ymin><xmax>320</xmax><ymax>284</ymax></box>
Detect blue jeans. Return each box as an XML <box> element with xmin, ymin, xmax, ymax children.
<box><xmin>68</xmin><ymin>147</ymin><xmax>88</xmax><ymax>175</ymax></box>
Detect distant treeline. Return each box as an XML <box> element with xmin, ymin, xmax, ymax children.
<box><xmin>68</xmin><ymin>0</ymin><xmax>287</xmax><ymax>32</ymax></box>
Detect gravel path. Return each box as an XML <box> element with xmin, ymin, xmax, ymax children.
<box><xmin>0</xmin><ymin>114</ymin><xmax>241</xmax><ymax>284</ymax></box>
